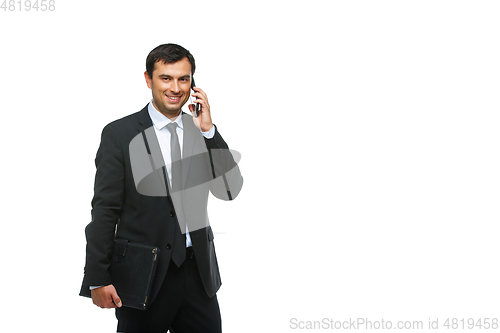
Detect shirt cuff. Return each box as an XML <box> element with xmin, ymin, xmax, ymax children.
<box><xmin>89</xmin><ymin>285</ymin><xmax>103</xmax><ymax>290</ymax></box>
<box><xmin>201</xmin><ymin>125</ymin><xmax>215</xmax><ymax>139</ymax></box>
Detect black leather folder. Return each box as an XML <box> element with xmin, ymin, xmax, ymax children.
<box><xmin>110</xmin><ymin>239</ymin><xmax>160</xmax><ymax>310</ymax></box>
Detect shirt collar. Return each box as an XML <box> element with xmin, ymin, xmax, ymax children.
<box><xmin>147</xmin><ymin>100</ymin><xmax>184</xmax><ymax>131</ymax></box>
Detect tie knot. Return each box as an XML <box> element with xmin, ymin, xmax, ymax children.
<box><xmin>167</xmin><ymin>122</ymin><xmax>178</xmax><ymax>134</ymax></box>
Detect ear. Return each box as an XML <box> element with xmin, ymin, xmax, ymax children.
<box><xmin>144</xmin><ymin>71</ymin><xmax>152</xmax><ymax>89</ymax></box>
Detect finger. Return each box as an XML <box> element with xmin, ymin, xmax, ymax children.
<box><xmin>105</xmin><ymin>299</ymin><xmax>117</xmax><ymax>308</ymax></box>
<box><xmin>112</xmin><ymin>293</ymin><xmax>122</xmax><ymax>308</ymax></box>
<box><xmin>192</xmin><ymin>98</ymin><xmax>204</xmax><ymax>109</ymax></box>
<box><xmin>95</xmin><ymin>301</ymin><xmax>106</xmax><ymax>309</ymax></box>
<box><xmin>194</xmin><ymin>100</ymin><xmax>210</xmax><ymax>114</ymax></box>
<box><xmin>191</xmin><ymin>88</ymin><xmax>208</xmax><ymax>100</ymax></box>
<box><xmin>191</xmin><ymin>92</ymin><xmax>206</xmax><ymax>101</ymax></box>
<box><xmin>92</xmin><ymin>296</ymin><xmax>103</xmax><ymax>308</ymax></box>
<box><xmin>192</xmin><ymin>86</ymin><xmax>205</xmax><ymax>95</ymax></box>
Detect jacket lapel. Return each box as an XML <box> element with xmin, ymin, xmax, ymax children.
<box><xmin>136</xmin><ymin>104</ymin><xmax>153</xmax><ymax>134</ymax></box>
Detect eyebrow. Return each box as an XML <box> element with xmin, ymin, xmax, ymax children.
<box><xmin>158</xmin><ymin>74</ymin><xmax>191</xmax><ymax>79</ymax></box>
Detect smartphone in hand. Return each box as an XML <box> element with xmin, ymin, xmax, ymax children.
<box><xmin>191</xmin><ymin>78</ymin><xmax>201</xmax><ymax>118</ymax></box>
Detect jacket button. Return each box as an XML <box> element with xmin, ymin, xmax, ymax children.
<box><xmin>166</xmin><ymin>243</ymin><xmax>171</xmax><ymax>250</ymax></box>
<box><xmin>169</xmin><ymin>211</ymin><xmax>175</xmax><ymax>217</ymax></box>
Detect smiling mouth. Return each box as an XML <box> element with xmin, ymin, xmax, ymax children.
<box><xmin>166</xmin><ymin>95</ymin><xmax>182</xmax><ymax>103</ymax></box>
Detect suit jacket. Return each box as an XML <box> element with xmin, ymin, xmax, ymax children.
<box><xmin>79</xmin><ymin>104</ymin><xmax>243</xmax><ymax>305</ymax></box>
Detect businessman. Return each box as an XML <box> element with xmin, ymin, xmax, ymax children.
<box><xmin>80</xmin><ymin>43</ymin><xmax>243</xmax><ymax>332</ymax></box>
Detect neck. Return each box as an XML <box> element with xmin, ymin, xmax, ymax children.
<box><xmin>152</xmin><ymin>101</ymin><xmax>181</xmax><ymax>120</ymax></box>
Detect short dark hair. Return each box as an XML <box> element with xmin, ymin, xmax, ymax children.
<box><xmin>145</xmin><ymin>43</ymin><xmax>196</xmax><ymax>78</ymax></box>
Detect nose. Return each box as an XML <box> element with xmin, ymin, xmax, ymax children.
<box><xmin>171</xmin><ymin>80</ymin><xmax>180</xmax><ymax>93</ymax></box>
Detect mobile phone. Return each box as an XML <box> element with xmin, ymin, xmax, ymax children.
<box><xmin>191</xmin><ymin>78</ymin><xmax>201</xmax><ymax>118</ymax></box>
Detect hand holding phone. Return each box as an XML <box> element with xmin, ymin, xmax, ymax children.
<box><xmin>188</xmin><ymin>83</ymin><xmax>213</xmax><ymax>132</ymax></box>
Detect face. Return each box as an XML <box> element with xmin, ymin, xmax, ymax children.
<box><xmin>145</xmin><ymin>57</ymin><xmax>192</xmax><ymax>118</ymax></box>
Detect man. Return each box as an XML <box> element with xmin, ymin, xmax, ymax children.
<box><xmin>80</xmin><ymin>43</ymin><xmax>243</xmax><ymax>332</ymax></box>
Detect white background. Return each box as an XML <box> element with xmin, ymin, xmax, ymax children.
<box><xmin>1</xmin><ymin>1</ymin><xmax>499</xmax><ymax>332</ymax></box>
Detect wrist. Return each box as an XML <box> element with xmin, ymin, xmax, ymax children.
<box><xmin>201</xmin><ymin>122</ymin><xmax>214</xmax><ymax>133</ymax></box>
<box><xmin>201</xmin><ymin>124</ymin><xmax>215</xmax><ymax>139</ymax></box>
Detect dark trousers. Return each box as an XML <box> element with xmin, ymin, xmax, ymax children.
<box><xmin>116</xmin><ymin>248</ymin><xmax>222</xmax><ymax>333</ymax></box>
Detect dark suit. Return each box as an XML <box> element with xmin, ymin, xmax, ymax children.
<box><xmin>80</xmin><ymin>105</ymin><xmax>243</xmax><ymax>331</ymax></box>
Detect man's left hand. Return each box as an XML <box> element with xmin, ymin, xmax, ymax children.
<box><xmin>189</xmin><ymin>86</ymin><xmax>213</xmax><ymax>132</ymax></box>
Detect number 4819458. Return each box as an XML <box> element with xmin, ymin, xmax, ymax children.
<box><xmin>1</xmin><ymin>0</ymin><xmax>56</xmax><ymax>11</ymax></box>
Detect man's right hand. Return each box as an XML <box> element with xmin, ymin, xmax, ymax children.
<box><xmin>91</xmin><ymin>284</ymin><xmax>122</xmax><ymax>308</ymax></box>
